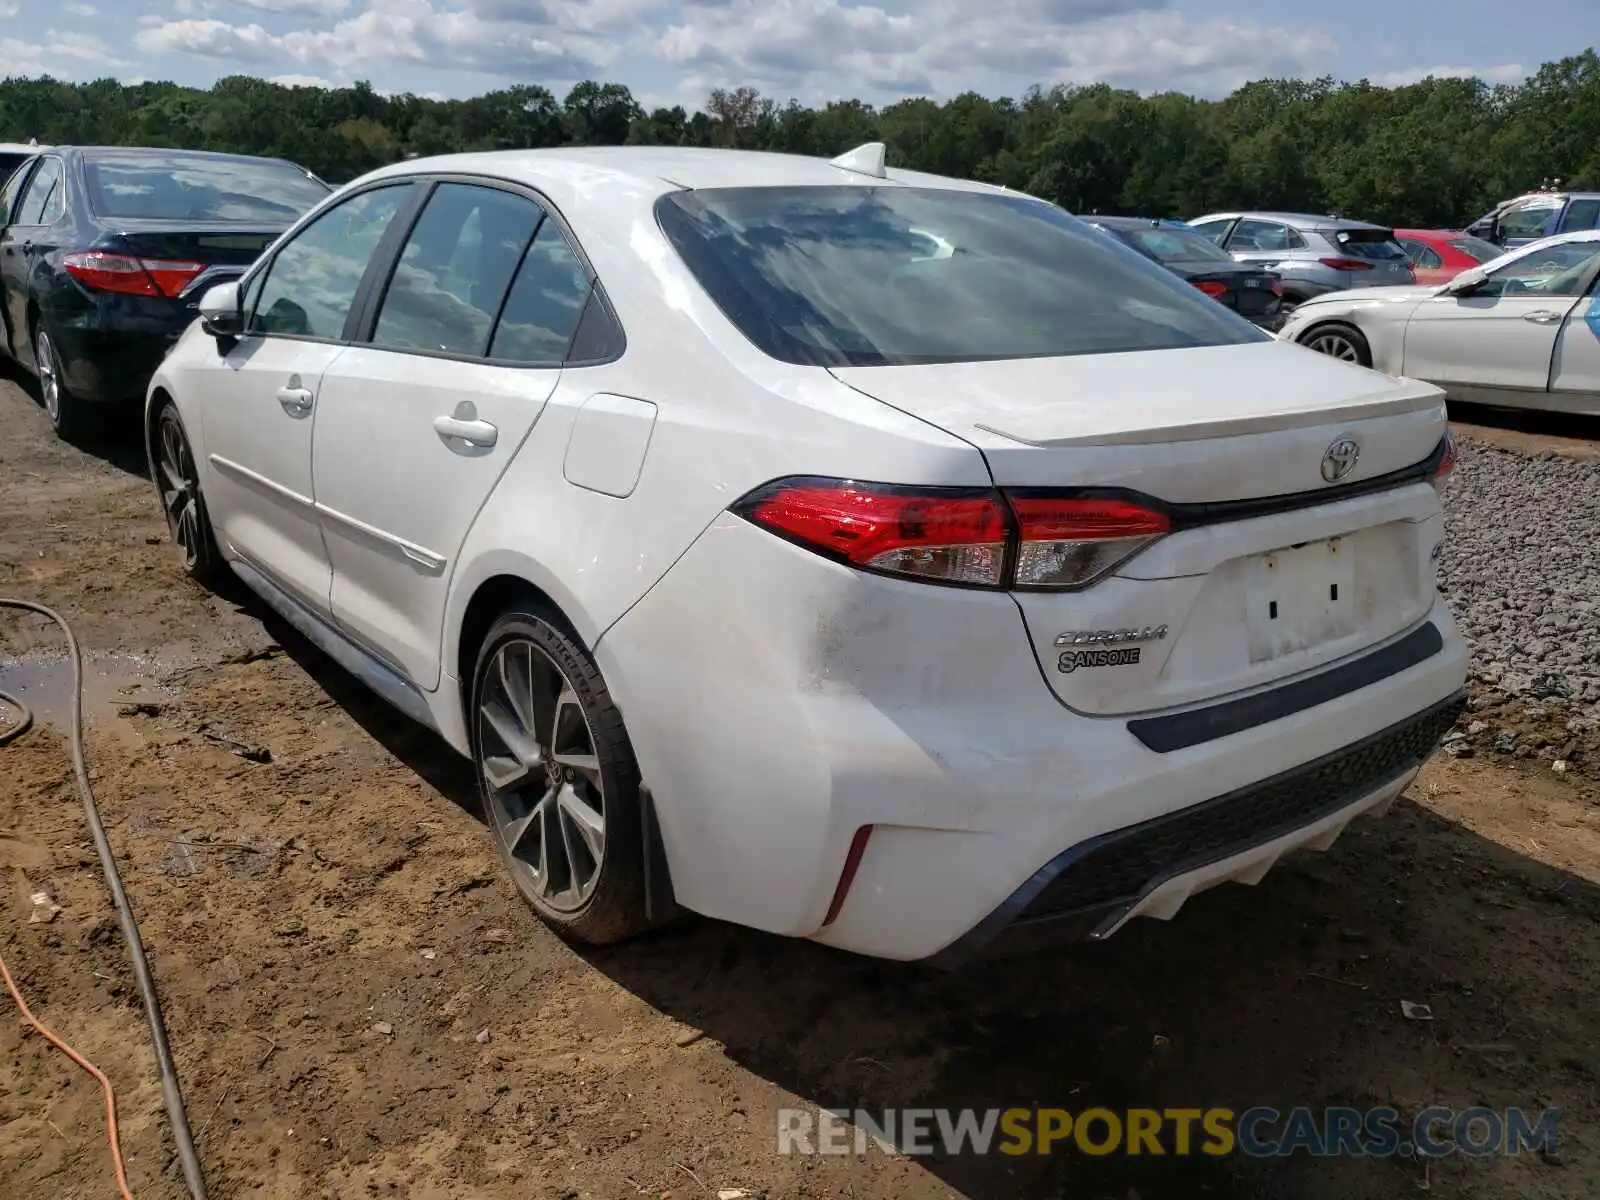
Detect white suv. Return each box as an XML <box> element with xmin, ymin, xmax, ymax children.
<box><xmin>145</xmin><ymin>144</ymin><xmax>1468</xmax><ymax>964</ymax></box>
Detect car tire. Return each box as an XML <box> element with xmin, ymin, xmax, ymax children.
<box><xmin>33</xmin><ymin>324</ymin><xmax>89</xmax><ymax>442</ymax></box>
<box><xmin>150</xmin><ymin>401</ymin><xmax>224</xmax><ymax>583</ymax></box>
<box><xmin>1300</xmin><ymin>321</ymin><xmax>1372</xmax><ymax>367</ymax></box>
<box><xmin>471</xmin><ymin>607</ymin><xmax>651</xmax><ymax>945</ymax></box>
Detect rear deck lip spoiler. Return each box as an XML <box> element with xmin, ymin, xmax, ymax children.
<box><xmin>1004</xmin><ymin>434</ymin><xmax>1451</xmax><ymax>535</ymax></box>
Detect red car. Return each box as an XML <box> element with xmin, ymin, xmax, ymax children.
<box><xmin>1393</xmin><ymin>229</ymin><xmax>1504</xmax><ymax>285</ymax></box>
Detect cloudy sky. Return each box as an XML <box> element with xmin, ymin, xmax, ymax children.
<box><xmin>0</xmin><ymin>0</ymin><xmax>1592</xmax><ymax>111</ymax></box>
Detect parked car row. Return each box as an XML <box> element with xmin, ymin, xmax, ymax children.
<box><xmin>1087</xmin><ymin>201</ymin><xmax>1600</xmax><ymax>417</ymax></box>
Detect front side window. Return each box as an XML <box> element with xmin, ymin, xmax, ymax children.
<box><xmin>15</xmin><ymin>158</ymin><xmax>62</xmax><ymax>226</ymax></box>
<box><xmin>1188</xmin><ymin>218</ymin><xmax>1233</xmax><ymax>245</ymax></box>
<box><xmin>1498</xmin><ymin>201</ymin><xmax>1561</xmax><ymax>241</ymax></box>
<box><xmin>1448</xmin><ymin>236</ymin><xmax>1503</xmax><ymax>264</ymax></box>
<box><xmin>657</xmin><ymin>187</ymin><xmax>1266</xmax><ymax>368</ymax></box>
<box><xmin>83</xmin><ymin>152</ymin><xmax>330</xmax><ymax>223</ymax></box>
<box><xmin>1121</xmin><ymin>226</ymin><xmax>1237</xmax><ymax>264</ymax></box>
<box><xmin>1227</xmin><ymin>219</ymin><xmax>1295</xmax><ymax>252</ymax></box>
<box><xmin>249</xmin><ymin>185</ymin><xmax>411</xmax><ymax>340</ymax></box>
<box><xmin>371</xmin><ymin>182</ymin><xmax>543</xmax><ymax>358</ymax></box>
<box><xmin>1562</xmin><ymin>198</ymin><xmax>1600</xmax><ymax>232</ymax></box>
<box><xmin>0</xmin><ymin>158</ymin><xmax>36</xmax><ymax>224</ymax></box>
<box><xmin>487</xmin><ymin>219</ymin><xmax>593</xmax><ymax>363</ymax></box>
<box><xmin>1477</xmin><ymin>241</ymin><xmax>1600</xmax><ymax>298</ymax></box>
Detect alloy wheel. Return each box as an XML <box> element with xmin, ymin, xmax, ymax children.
<box><xmin>154</xmin><ymin>409</ymin><xmax>204</xmax><ymax>572</ymax></box>
<box><xmin>35</xmin><ymin>329</ymin><xmax>60</xmax><ymax>422</ymax></box>
<box><xmin>478</xmin><ymin>637</ymin><xmax>607</xmax><ymax>912</ymax></box>
<box><xmin>1305</xmin><ymin>330</ymin><xmax>1362</xmax><ymax>362</ymax></box>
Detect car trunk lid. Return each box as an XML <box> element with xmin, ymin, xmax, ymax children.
<box><xmin>97</xmin><ymin>220</ymin><xmax>283</xmax><ymax>295</ymax></box>
<box><xmin>1322</xmin><ymin>227</ymin><xmax>1415</xmax><ymax>287</ymax></box>
<box><xmin>830</xmin><ymin>341</ymin><xmax>1450</xmax><ymax>716</ymax></box>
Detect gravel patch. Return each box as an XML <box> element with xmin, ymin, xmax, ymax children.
<box><xmin>1436</xmin><ymin>437</ymin><xmax>1600</xmax><ymax>758</ymax></box>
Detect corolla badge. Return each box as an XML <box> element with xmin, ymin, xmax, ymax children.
<box><xmin>1320</xmin><ymin>436</ymin><xmax>1361</xmax><ymax>483</ymax></box>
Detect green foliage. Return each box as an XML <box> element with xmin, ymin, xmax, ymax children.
<box><xmin>3</xmin><ymin>49</ymin><xmax>1598</xmax><ymax>225</ymax></box>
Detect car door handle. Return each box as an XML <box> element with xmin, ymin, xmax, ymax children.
<box><xmin>433</xmin><ymin>415</ymin><xmax>498</xmax><ymax>447</ymax></box>
<box><xmin>1522</xmin><ymin>310</ymin><xmax>1563</xmax><ymax>324</ymax></box>
<box><xmin>275</xmin><ymin>386</ymin><xmax>314</xmax><ymax>415</ymax></box>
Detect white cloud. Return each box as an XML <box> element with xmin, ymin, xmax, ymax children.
<box><xmin>134</xmin><ymin>19</ymin><xmax>283</xmax><ymax>64</ymax></box>
<box><xmin>0</xmin><ymin>30</ymin><xmax>127</xmax><ymax>78</ymax></box>
<box><xmin>173</xmin><ymin>0</ymin><xmax>350</xmax><ymax>12</ymax></box>
<box><xmin>657</xmin><ymin>0</ymin><xmax>1334</xmax><ymax>103</ymax></box>
<box><xmin>269</xmin><ymin>72</ymin><xmax>338</xmax><ymax>88</ymax></box>
<box><xmin>122</xmin><ymin>0</ymin><xmax>1340</xmax><ymax>105</ymax></box>
<box><xmin>1367</xmin><ymin>62</ymin><xmax>1527</xmax><ymax>88</ymax></box>
<box><xmin>64</xmin><ymin>2</ymin><xmax>97</xmax><ymax>15</ymax></box>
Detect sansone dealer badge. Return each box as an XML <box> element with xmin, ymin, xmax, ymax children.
<box><xmin>1058</xmin><ymin>647</ymin><xmax>1142</xmax><ymax>673</ymax></box>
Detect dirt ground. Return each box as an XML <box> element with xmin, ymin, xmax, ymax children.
<box><xmin>0</xmin><ymin>375</ymin><xmax>1596</xmax><ymax>1200</ymax></box>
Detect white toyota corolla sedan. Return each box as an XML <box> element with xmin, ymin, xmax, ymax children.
<box><xmin>144</xmin><ymin>144</ymin><xmax>1468</xmax><ymax>964</ymax></box>
<box><xmin>1280</xmin><ymin>230</ymin><xmax>1600</xmax><ymax>415</ymax></box>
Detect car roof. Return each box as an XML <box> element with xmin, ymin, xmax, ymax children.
<box><xmin>47</xmin><ymin>145</ymin><xmax>306</xmax><ymax>169</ymax></box>
<box><xmin>1189</xmin><ymin>211</ymin><xmax>1391</xmax><ymax>231</ymax></box>
<box><xmin>0</xmin><ymin>142</ymin><xmax>46</xmax><ymax>153</ymax></box>
<box><xmin>360</xmin><ymin>145</ymin><xmax>1014</xmax><ymax>214</ymax></box>
<box><xmin>1393</xmin><ymin>229</ymin><xmax>1473</xmax><ymax>239</ymax></box>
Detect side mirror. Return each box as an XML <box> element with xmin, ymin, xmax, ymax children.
<box><xmin>198</xmin><ymin>280</ymin><xmax>243</xmax><ymax>342</ymax></box>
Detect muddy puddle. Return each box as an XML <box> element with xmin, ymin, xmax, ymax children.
<box><xmin>0</xmin><ymin>646</ymin><xmax>204</xmax><ymax>741</ymax></box>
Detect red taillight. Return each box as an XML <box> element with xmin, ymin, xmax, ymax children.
<box><xmin>1192</xmin><ymin>279</ymin><xmax>1228</xmax><ymax>297</ymax></box>
<box><xmin>1431</xmin><ymin>431</ymin><xmax>1456</xmax><ymax>486</ymax></box>
<box><xmin>738</xmin><ymin>481</ymin><xmax>1008</xmax><ymax>585</ymax></box>
<box><xmin>735</xmin><ymin>479</ymin><xmax>1170</xmax><ymax>590</ymax></box>
<box><xmin>63</xmin><ymin>251</ymin><xmax>204</xmax><ymax>298</ymax></box>
<box><xmin>1007</xmin><ymin>495</ymin><xmax>1171</xmax><ymax>589</ymax></box>
<box><xmin>1319</xmin><ymin>257</ymin><xmax>1372</xmax><ymax>272</ymax></box>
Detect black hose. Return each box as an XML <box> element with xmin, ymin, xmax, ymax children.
<box><xmin>0</xmin><ymin>598</ymin><xmax>209</xmax><ymax>1199</ymax></box>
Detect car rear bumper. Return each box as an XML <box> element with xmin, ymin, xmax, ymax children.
<box><xmin>48</xmin><ymin>322</ymin><xmax>180</xmax><ymax>404</ymax></box>
<box><xmin>597</xmin><ymin>515</ymin><xmax>1470</xmax><ymax>963</ymax></box>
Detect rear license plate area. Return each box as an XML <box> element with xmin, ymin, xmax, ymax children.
<box><xmin>1244</xmin><ymin>537</ymin><xmax>1356</xmax><ymax>663</ymax></box>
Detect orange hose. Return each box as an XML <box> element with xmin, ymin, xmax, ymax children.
<box><xmin>0</xmin><ymin>944</ymin><xmax>134</xmax><ymax>1199</ymax></box>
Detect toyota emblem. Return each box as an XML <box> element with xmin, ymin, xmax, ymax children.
<box><xmin>1321</xmin><ymin>436</ymin><xmax>1360</xmax><ymax>483</ymax></box>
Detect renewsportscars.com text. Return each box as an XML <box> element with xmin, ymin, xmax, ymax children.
<box><xmin>777</xmin><ymin>1106</ymin><xmax>1559</xmax><ymax>1159</ymax></box>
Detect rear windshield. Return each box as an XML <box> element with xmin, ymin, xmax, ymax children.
<box><xmin>1448</xmin><ymin>236</ymin><xmax>1504</xmax><ymax>264</ymax></box>
<box><xmin>1329</xmin><ymin>228</ymin><xmax>1408</xmax><ymax>260</ymax></box>
<box><xmin>656</xmin><ymin>187</ymin><xmax>1268</xmax><ymax>368</ymax></box>
<box><xmin>1114</xmin><ymin>225</ymin><xmax>1237</xmax><ymax>264</ymax></box>
<box><xmin>83</xmin><ymin>153</ymin><xmax>330</xmax><ymax>223</ymax></box>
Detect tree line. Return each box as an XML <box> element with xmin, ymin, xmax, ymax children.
<box><xmin>2</xmin><ymin>49</ymin><xmax>1597</xmax><ymax>229</ymax></box>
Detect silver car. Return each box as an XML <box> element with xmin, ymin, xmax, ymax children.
<box><xmin>1187</xmin><ymin>212</ymin><xmax>1416</xmax><ymax>312</ymax></box>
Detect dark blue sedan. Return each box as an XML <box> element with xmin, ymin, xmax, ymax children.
<box><xmin>0</xmin><ymin>145</ymin><xmax>331</xmax><ymax>439</ymax></box>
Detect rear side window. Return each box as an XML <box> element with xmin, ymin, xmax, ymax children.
<box><xmin>371</xmin><ymin>182</ymin><xmax>542</xmax><ymax>358</ymax></box>
<box><xmin>487</xmin><ymin>220</ymin><xmax>593</xmax><ymax>364</ymax></box>
<box><xmin>82</xmin><ymin>152</ymin><xmax>330</xmax><ymax>223</ymax></box>
<box><xmin>657</xmin><ymin>186</ymin><xmax>1266</xmax><ymax>368</ymax></box>
<box><xmin>1329</xmin><ymin>229</ymin><xmax>1408</xmax><ymax>260</ymax></box>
